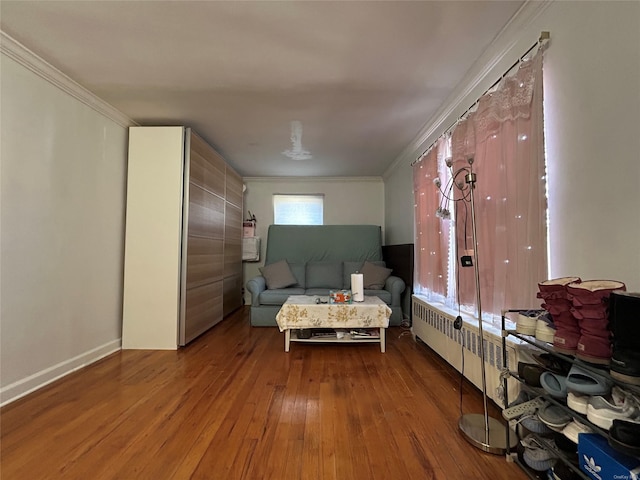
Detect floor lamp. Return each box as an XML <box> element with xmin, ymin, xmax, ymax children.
<box><xmin>457</xmin><ymin>162</ymin><xmax>517</xmax><ymax>455</ymax></box>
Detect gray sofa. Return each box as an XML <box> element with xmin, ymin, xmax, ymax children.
<box><xmin>246</xmin><ymin>225</ymin><xmax>405</xmax><ymax>326</ymax></box>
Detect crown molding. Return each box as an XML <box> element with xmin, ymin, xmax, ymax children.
<box><xmin>383</xmin><ymin>0</ymin><xmax>553</xmax><ymax>179</ymax></box>
<box><xmin>243</xmin><ymin>176</ymin><xmax>383</xmax><ymax>184</ymax></box>
<box><xmin>1</xmin><ymin>31</ymin><xmax>134</xmax><ymax>128</ymax></box>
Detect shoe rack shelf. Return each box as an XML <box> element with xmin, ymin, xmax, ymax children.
<box><xmin>501</xmin><ymin>310</ymin><xmax>606</xmax><ymax>480</ymax></box>
<box><xmin>512</xmin><ymin>457</ymin><xmax>542</xmax><ymax>480</ymax></box>
<box><xmin>503</xmin><ymin>327</ymin><xmax>640</xmax><ymax>397</ymax></box>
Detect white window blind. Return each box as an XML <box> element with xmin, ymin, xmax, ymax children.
<box><xmin>273</xmin><ymin>194</ymin><xmax>324</xmax><ymax>225</ymax></box>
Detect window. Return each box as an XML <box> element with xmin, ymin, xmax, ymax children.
<box><xmin>273</xmin><ymin>194</ymin><xmax>324</xmax><ymax>225</ymax></box>
<box><xmin>413</xmin><ymin>50</ymin><xmax>548</xmax><ymax>326</ymax></box>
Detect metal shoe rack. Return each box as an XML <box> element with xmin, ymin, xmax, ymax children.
<box><xmin>500</xmin><ymin>309</ymin><xmax>640</xmax><ymax>479</ymax></box>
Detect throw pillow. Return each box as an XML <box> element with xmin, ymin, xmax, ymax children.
<box><xmin>259</xmin><ymin>260</ymin><xmax>297</xmax><ymax>289</ymax></box>
<box><xmin>361</xmin><ymin>261</ymin><xmax>392</xmax><ymax>289</ymax></box>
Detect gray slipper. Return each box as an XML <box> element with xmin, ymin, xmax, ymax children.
<box><xmin>565</xmin><ymin>364</ymin><xmax>612</xmax><ymax>396</ymax></box>
<box><xmin>538</xmin><ymin>403</ymin><xmax>572</xmax><ymax>430</ymax></box>
<box><xmin>540</xmin><ymin>371</ymin><xmax>568</xmax><ymax>398</ymax></box>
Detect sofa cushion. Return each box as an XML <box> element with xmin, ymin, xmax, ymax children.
<box><xmin>306</xmin><ymin>261</ymin><xmax>343</xmax><ymax>289</ymax></box>
<box><xmin>289</xmin><ymin>262</ymin><xmax>306</xmax><ymax>288</ymax></box>
<box><xmin>342</xmin><ymin>260</ymin><xmax>387</xmax><ymax>288</ymax></box>
<box><xmin>364</xmin><ymin>289</ymin><xmax>392</xmax><ymax>304</ymax></box>
<box><xmin>260</xmin><ymin>260</ymin><xmax>297</xmax><ymax>289</ymax></box>
<box><xmin>305</xmin><ymin>288</ymin><xmax>331</xmax><ymax>296</ymax></box>
<box><xmin>343</xmin><ymin>261</ymin><xmax>363</xmax><ymax>289</ymax></box>
<box><xmin>361</xmin><ymin>261</ymin><xmax>393</xmax><ymax>289</ymax></box>
<box><xmin>260</xmin><ymin>288</ymin><xmax>305</xmax><ymax>305</ymax></box>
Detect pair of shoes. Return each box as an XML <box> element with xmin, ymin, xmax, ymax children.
<box><xmin>609</xmin><ymin>291</ymin><xmax>640</xmax><ymax>385</ymax></box>
<box><xmin>506</xmin><ymin>391</ymin><xmax>552</xmax><ymax>436</ymax></box>
<box><xmin>567</xmin><ymin>391</ymin><xmax>589</xmax><ymax>415</ymax></box>
<box><xmin>535</xmin><ymin>313</ymin><xmax>556</xmax><ymax>343</ymax></box>
<box><xmin>517</xmin><ymin>310</ymin><xmax>542</xmax><ymax>336</ymax></box>
<box><xmin>565</xmin><ymin>364</ymin><xmax>612</xmax><ymax>396</ymax></box>
<box><xmin>521</xmin><ymin>435</ymin><xmax>558</xmax><ymax>472</ymax></box>
<box><xmin>562</xmin><ymin>419</ymin><xmax>593</xmax><ymax>444</ymax></box>
<box><xmin>551</xmin><ymin>431</ymin><xmax>578</xmax><ymax>457</ymax></box>
<box><xmin>520</xmin><ymin>415</ymin><xmax>553</xmax><ymax>436</ymax></box>
<box><xmin>538</xmin><ymin>403</ymin><xmax>572</xmax><ymax>431</ymax></box>
<box><xmin>551</xmin><ymin>462</ymin><xmax>581</xmax><ymax>480</ymax></box>
<box><xmin>519</xmin><ymin>362</ymin><xmax>546</xmax><ymax>388</ymax></box>
<box><xmin>537</xmin><ymin>277</ymin><xmax>581</xmax><ymax>355</ymax></box>
<box><xmin>538</xmin><ymin>277</ymin><xmax>627</xmax><ymax>362</ymax></box>
<box><xmin>609</xmin><ymin>417</ymin><xmax>640</xmax><ymax>458</ymax></box>
<box><xmin>568</xmin><ymin>280</ymin><xmax>626</xmax><ymax>364</ymax></box>
<box><xmin>541</xmin><ymin>371</ymin><xmax>568</xmax><ymax>398</ymax></box>
<box><xmin>533</xmin><ymin>352</ymin><xmax>572</xmax><ymax>376</ymax></box>
<box><xmin>586</xmin><ymin>386</ymin><xmax>640</xmax><ymax>430</ymax></box>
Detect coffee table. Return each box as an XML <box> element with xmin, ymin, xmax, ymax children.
<box><xmin>275</xmin><ymin>295</ymin><xmax>391</xmax><ymax>352</ymax></box>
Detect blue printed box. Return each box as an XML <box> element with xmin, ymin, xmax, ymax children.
<box><xmin>579</xmin><ymin>433</ymin><xmax>640</xmax><ymax>480</ymax></box>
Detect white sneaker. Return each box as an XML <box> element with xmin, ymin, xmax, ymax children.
<box><xmin>562</xmin><ymin>419</ymin><xmax>593</xmax><ymax>444</ymax></box>
<box><xmin>567</xmin><ymin>391</ymin><xmax>589</xmax><ymax>415</ymax></box>
<box><xmin>516</xmin><ymin>310</ymin><xmax>539</xmax><ymax>336</ymax></box>
<box><xmin>535</xmin><ymin>315</ymin><xmax>556</xmax><ymax>343</ymax></box>
<box><xmin>587</xmin><ymin>386</ymin><xmax>640</xmax><ymax>430</ymax></box>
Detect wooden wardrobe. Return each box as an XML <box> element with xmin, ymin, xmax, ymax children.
<box><xmin>122</xmin><ymin>126</ymin><xmax>242</xmax><ymax>349</ymax></box>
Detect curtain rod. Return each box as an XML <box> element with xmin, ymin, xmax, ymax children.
<box><xmin>410</xmin><ymin>31</ymin><xmax>550</xmax><ymax>167</ymax></box>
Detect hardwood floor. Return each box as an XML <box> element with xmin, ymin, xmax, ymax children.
<box><xmin>1</xmin><ymin>307</ymin><xmax>527</xmax><ymax>479</ymax></box>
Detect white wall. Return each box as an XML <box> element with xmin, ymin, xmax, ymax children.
<box><xmin>242</xmin><ymin>177</ymin><xmax>384</xmax><ymax>303</ymax></box>
<box><xmin>383</xmin><ymin>167</ymin><xmax>414</xmax><ymax>245</ymax></box>
<box><xmin>384</xmin><ymin>1</ymin><xmax>640</xmax><ymax>291</ymax></box>
<box><xmin>0</xmin><ymin>37</ymin><xmax>130</xmax><ymax>404</ymax></box>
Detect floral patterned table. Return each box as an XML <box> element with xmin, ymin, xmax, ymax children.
<box><xmin>276</xmin><ymin>295</ymin><xmax>392</xmax><ymax>352</ymax></box>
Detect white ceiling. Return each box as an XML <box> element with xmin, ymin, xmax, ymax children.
<box><xmin>0</xmin><ymin>1</ymin><xmax>524</xmax><ymax>177</ymax></box>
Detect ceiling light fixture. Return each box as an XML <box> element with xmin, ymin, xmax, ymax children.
<box><xmin>282</xmin><ymin>121</ymin><xmax>312</xmax><ymax>161</ymax></box>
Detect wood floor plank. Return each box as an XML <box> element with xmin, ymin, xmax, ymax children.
<box><xmin>1</xmin><ymin>307</ymin><xmax>528</xmax><ymax>480</ymax></box>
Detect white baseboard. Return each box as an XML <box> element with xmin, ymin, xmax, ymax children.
<box><xmin>0</xmin><ymin>339</ymin><xmax>122</xmax><ymax>407</ymax></box>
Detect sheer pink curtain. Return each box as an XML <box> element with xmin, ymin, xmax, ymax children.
<box><xmin>451</xmin><ymin>51</ymin><xmax>547</xmax><ymax>319</ymax></box>
<box><xmin>413</xmin><ymin>138</ymin><xmax>450</xmax><ymax>302</ymax></box>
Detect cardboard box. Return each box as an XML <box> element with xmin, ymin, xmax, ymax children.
<box><xmin>579</xmin><ymin>433</ymin><xmax>640</xmax><ymax>480</ymax></box>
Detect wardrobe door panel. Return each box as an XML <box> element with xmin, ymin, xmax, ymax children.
<box><xmin>223</xmin><ymin>274</ymin><xmax>243</xmax><ymax>317</ymax></box>
<box><xmin>185</xmin><ymin>236</ymin><xmax>224</xmax><ymax>289</ymax></box>
<box><xmin>226</xmin><ymin>167</ymin><xmax>243</xmax><ymax>208</ymax></box>
<box><xmin>224</xmin><ymin>243</ymin><xmax>242</xmax><ymax>279</ymax></box>
<box><xmin>183</xmin><ymin>280</ymin><xmax>223</xmax><ymax>343</ymax></box>
<box><xmin>188</xmin><ymin>185</ymin><xmax>224</xmax><ymax>239</ymax></box>
<box><xmin>224</xmin><ymin>203</ymin><xmax>242</xmax><ymax>277</ymax></box>
<box><xmin>189</xmin><ymin>134</ymin><xmax>225</xmax><ymax>196</ymax></box>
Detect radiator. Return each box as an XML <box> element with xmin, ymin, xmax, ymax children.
<box><xmin>411</xmin><ymin>296</ymin><xmax>520</xmax><ymax>407</ymax></box>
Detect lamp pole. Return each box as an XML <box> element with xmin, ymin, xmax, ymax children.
<box><xmin>458</xmin><ymin>163</ymin><xmax>517</xmax><ymax>455</ymax></box>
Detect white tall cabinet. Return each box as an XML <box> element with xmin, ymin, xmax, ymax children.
<box><xmin>122</xmin><ymin>126</ymin><xmax>242</xmax><ymax>349</ymax></box>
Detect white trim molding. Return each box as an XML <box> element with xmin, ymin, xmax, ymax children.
<box><xmin>243</xmin><ymin>176</ymin><xmax>383</xmax><ymax>184</ymax></box>
<box><xmin>383</xmin><ymin>0</ymin><xmax>553</xmax><ymax>178</ymax></box>
<box><xmin>0</xmin><ymin>339</ymin><xmax>122</xmax><ymax>407</ymax></box>
<box><xmin>1</xmin><ymin>31</ymin><xmax>134</xmax><ymax>128</ymax></box>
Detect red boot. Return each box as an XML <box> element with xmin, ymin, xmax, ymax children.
<box><xmin>538</xmin><ymin>277</ymin><xmax>581</xmax><ymax>355</ymax></box>
<box><xmin>567</xmin><ymin>280</ymin><xmax>626</xmax><ymax>365</ymax></box>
